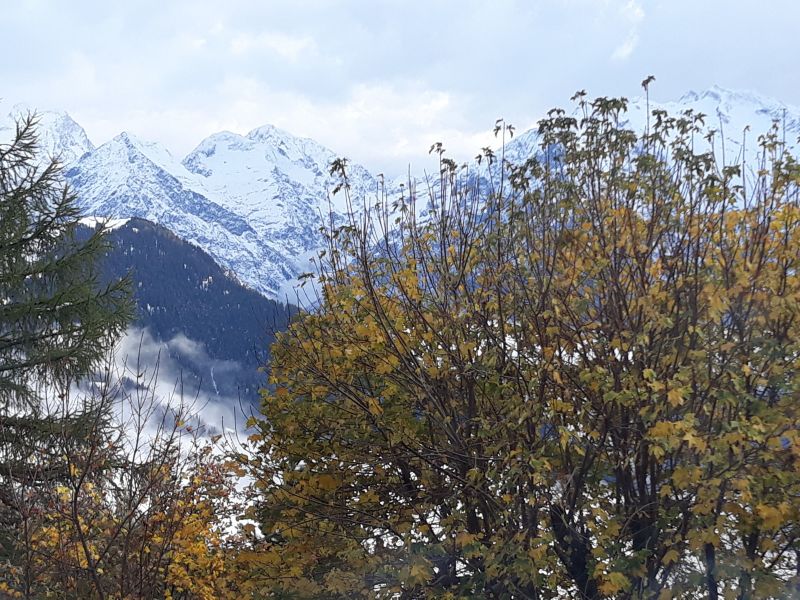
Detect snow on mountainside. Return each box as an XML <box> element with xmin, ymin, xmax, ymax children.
<box><xmin>65</xmin><ymin>124</ymin><xmax>381</xmax><ymax>298</ymax></box>
<box><xmin>0</xmin><ymin>102</ymin><xmax>384</xmax><ymax>299</ymax></box>
<box><xmin>648</xmin><ymin>86</ymin><xmax>800</xmax><ymax>143</ymax></box>
<box><xmin>504</xmin><ymin>85</ymin><xmax>800</xmax><ymax>166</ymax></box>
<box><xmin>62</xmin><ymin>131</ymin><xmax>277</xmax><ymax>288</ymax></box>
<box><xmin>0</xmin><ymin>101</ymin><xmax>94</xmax><ymax>165</ymax></box>
<box><xmin>182</xmin><ymin>124</ymin><xmax>379</xmax><ymax>262</ymax></box>
<box><xmin>4</xmin><ymin>86</ymin><xmax>798</xmax><ymax>300</ymax></box>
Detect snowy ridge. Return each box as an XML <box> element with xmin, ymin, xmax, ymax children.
<box><xmin>64</xmin><ymin>126</ymin><xmax>383</xmax><ymax>297</ymax></box>
<box><xmin>0</xmin><ymin>102</ymin><xmax>385</xmax><ymax>298</ymax></box>
<box><xmin>78</xmin><ymin>216</ymin><xmax>130</xmax><ymax>231</ymax></box>
<box><xmin>504</xmin><ymin>85</ymin><xmax>800</xmax><ymax>166</ymax></box>
<box><xmin>626</xmin><ymin>85</ymin><xmax>800</xmax><ymax>161</ymax></box>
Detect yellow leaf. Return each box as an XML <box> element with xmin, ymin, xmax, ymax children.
<box><xmin>374</xmin><ymin>360</ymin><xmax>393</xmax><ymax>375</ymax></box>
<box><xmin>667</xmin><ymin>387</ymin><xmax>684</xmax><ymax>407</ymax></box>
<box><xmin>599</xmin><ymin>572</ymin><xmax>630</xmax><ymax>595</ymax></box>
<box><xmin>757</xmin><ymin>504</ymin><xmax>784</xmax><ymax>530</ymax></box>
<box><xmin>682</xmin><ymin>430</ymin><xmax>707</xmax><ymax>452</ymax></box>
<box><xmin>528</xmin><ymin>539</ymin><xmax>548</xmax><ymax>561</ymax></box>
<box><xmin>317</xmin><ymin>474</ymin><xmax>338</xmax><ymax>491</ymax></box>
<box><xmin>409</xmin><ymin>563</ymin><xmax>430</xmax><ymax>584</ymax></box>
<box><xmin>662</xmin><ymin>549</ymin><xmax>679</xmax><ymax>565</ymax></box>
<box><xmin>367</xmin><ymin>397</ymin><xmax>383</xmax><ymax>416</ymax></box>
<box><xmin>648</xmin><ymin>420</ymin><xmax>674</xmax><ymax>439</ymax></box>
<box><xmin>708</xmin><ymin>293</ymin><xmax>727</xmax><ymax>316</ymax></box>
<box><xmin>455</xmin><ymin>531</ymin><xmax>476</xmax><ymax>547</ymax></box>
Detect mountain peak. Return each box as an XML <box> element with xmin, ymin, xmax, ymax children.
<box><xmin>678</xmin><ymin>90</ymin><xmax>700</xmax><ymax>103</ymax></box>
<box><xmin>113</xmin><ymin>130</ymin><xmax>166</xmax><ymax>154</ymax></box>
<box><xmin>194</xmin><ymin>130</ymin><xmax>248</xmax><ymax>149</ymax></box>
<box><xmin>107</xmin><ymin>131</ymin><xmax>195</xmax><ymax>181</ymax></box>
<box><xmin>246</xmin><ymin>123</ymin><xmax>334</xmax><ymax>163</ymax></box>
<box><xmin>675</xmin><ymin>85</ymin><xmax>798</xmax><ymax>114</ymax></box>
<box><xmin>113</xmin><ymin>130</ymin><xmax>143</xmax><ymax>149</ymax></box>
<box><xmin>246</xmin><ymin>123</ymin><xmax>291</xmax><ymax>141</ymax></box>
<box><xmin>678</xmin><ymin>86</ymin><xmax>747</xmax><ymax>106</ymax></box>
<box><xmin>0</xmin><ymin>101</ymin><xmax>94</xmax><ymax>166</ymax></box>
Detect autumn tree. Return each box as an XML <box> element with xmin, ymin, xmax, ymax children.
<box><xmin>2</xmin><ymin>353</ymin><xmax>247</xmax><ymax>599</ymax></box>
<box><xmin>246</xmin><ymin>88</ymin><xmax>800</xmax><ymax>598</ymax></box>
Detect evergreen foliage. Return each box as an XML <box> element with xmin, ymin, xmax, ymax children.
<box><xmin>0</xmin><ymin>113</ymin><xmax>131</xmax><ymax>406</ymax></box>
<box><xmin>0</xmin><ymin>113</ymin><xmax>133</xmax><ymax>588</ymax></box>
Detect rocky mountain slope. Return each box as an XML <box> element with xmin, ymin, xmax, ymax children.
<box><xmin>64</xmin><ymin>123</ymin><xmax>382</xmax><ymax>299</ymax></box>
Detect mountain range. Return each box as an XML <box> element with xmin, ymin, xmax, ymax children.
<box><xmin>59</xmin><ymin>117</ymin><xmax>381</xmax><ymax>299</ymax></box>
<box><xmin>3</xmin><ymin>86</ymin><xmax>799</xmax><ymax>303</ymax></box>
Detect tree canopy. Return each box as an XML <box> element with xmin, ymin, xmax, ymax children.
<box><xmin>246</xmin><ymin>92</ymin><xmax>800</xmax><ymax>599</ymax></box>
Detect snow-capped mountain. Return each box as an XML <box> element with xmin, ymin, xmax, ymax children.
<box><xmin>64</xmin><ymin>124</ymin><xmax>381</xmax><ymax>298</ymax></box>
<box><xmin>61</xmin><ymin>131</ymin><xmax>293</xmax><ymax>293</ymax></box>
<box><xmin>1</xmin><ymin>101</ymin><xmax>385</xmax><ymax>299</ymax></box>
<box><xmin>5</xmin><ymin>86</ymin><xmax>798</xmax><ymax>300</ymax></box>
<box><xmin>0</xmin><ymin>101</ymin><xmax>94</xmax><ymax>165</ymax></box>
<box><xmin>644</xmin><ymin>85</ymin><xmax>800</xmax><ymax>144</ymax></box>
<box><xmin>181</xmin><ymin>124</ymin><xmax>381</xmax><ymax>289</ymax></box>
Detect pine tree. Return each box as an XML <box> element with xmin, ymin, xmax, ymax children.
<box><xmin>0</xmin><ymin>113</ymin><xmax>132</xmax><ymax>573</ymax></box>
<box><xmin>0</xmin><ymin>113</ymin><xmax>131</xmax><ymax>405</ymax></box>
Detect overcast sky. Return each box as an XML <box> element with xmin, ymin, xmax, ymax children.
<box><xmin>1</xmin><ymin>0</ymin><xmax>796</xmax><ymax>173</ymax></box>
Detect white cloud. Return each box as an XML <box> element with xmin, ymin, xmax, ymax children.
<box><xmin>182</xmin><ymin>76</ymin><xmax>499</xmax><ymax>173</ymax></box>
<box><xmin>229</xmin><ymin>31</ymin><xmax>316</xmax><ymax>62</ymax></box>
<box><xmin>2</xmin><ymin>0</ymin><xmax>798</xmax><ymax>176</ymax></box>
<box><xmin>612</xmin><ymin>32</ymin><xmax>639</xmax><ymax>61</ymax></box>
<box><xmin>111</xmin><ymin>327</ymin><xmax>248</xmax><ymax>434</ymax></box>
<box><xmin>611</xmin><ymin>0</ymin><xmax>645</xmax><ymax>61</ymax></box>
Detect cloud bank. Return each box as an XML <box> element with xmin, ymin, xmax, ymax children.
<box><xmin>2</xmin><ymin>1</ymin><xmax>797</xmax><ymax>174</ymax></box>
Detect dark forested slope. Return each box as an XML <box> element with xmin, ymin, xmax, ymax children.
<box><xmin>82</xmin><ymin>217</ymin><xmax>294</xmax><ymax>401</ymax></box>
